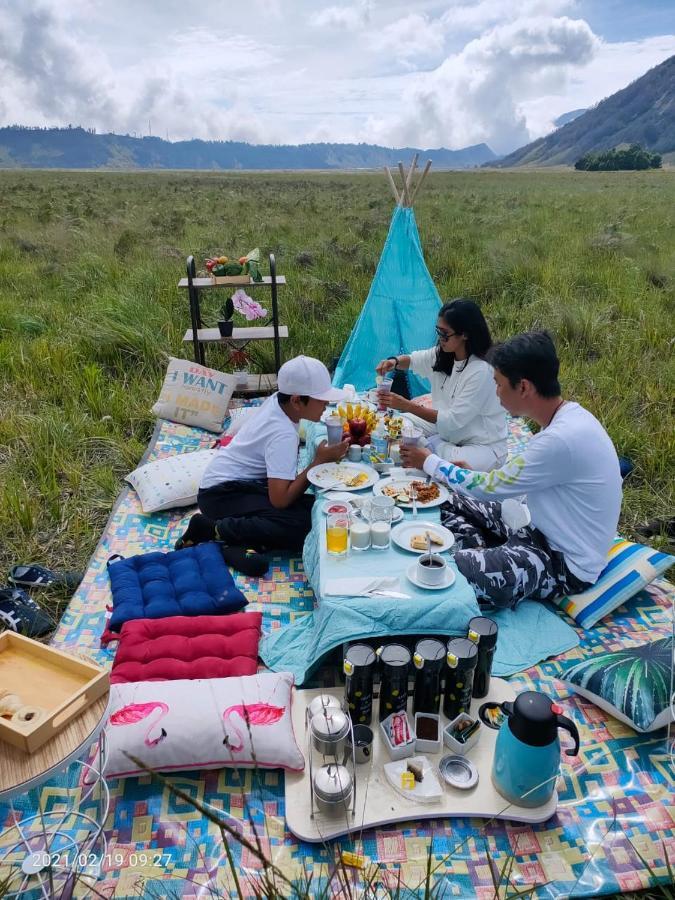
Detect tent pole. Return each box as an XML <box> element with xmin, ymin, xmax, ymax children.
<box><xmin>384</xmin><ymin>167</ymin><xmax>400</xmax><ymax>204</ymax></box>
<box><xmin>410</xmin><ymin>160</ymin><xmax>432</xmax><ymax>205</ymax></box>
<box><xmin>406</xmin><ymin>153</ymin><xmax>419</xmax><ymax>193</ymax></box>
<box><xmin>397</xmin><ymin>162</ymin><xmax>411</xmax><ymax>206</ymax></box>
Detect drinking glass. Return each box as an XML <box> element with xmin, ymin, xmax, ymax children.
<box><xmin>326</xmin><ymin>511</ymin><xmax>349</xmax><ymax>557</ymax></box>
<box><xmin>369</xmin><ymin>495</ymin><xmax>394</xmax><ymax>550</ymax></box>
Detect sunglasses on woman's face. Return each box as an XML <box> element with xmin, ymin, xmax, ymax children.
<box><xmin>435</xmin><ymin>326</ymin><xmax>458</xmax><ymax>340</ymax></box>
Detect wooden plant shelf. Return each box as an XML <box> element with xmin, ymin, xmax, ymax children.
<box><xmin>233</xmin><ymin>373</ymin><xmax>278</xmax><ymax>396</ymax></box>
<box><xmin>181</xmin><ymin>254</ymin><xmax>286</xmax><ymax>376</ymax></box>
<box><xmin>178</xmin><ymin>276</ymin><xmax>287</xmax><ymax>289</ymax></box>
<box><xmin>182</xmin><ymin>325</ymin><xmax>289</xmax><ymax>344</ymax></box>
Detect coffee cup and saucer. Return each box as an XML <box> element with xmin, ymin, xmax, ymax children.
<box><xmin>406</xmin><ymin>553</ymin><xmax>456</xmax><ymax>590</ymax></box>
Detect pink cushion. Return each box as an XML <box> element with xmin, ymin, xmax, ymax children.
<box><xmin>110</xmin><ymin>613</ymin><xmax>262</xmax><ymax>683</ymax></box>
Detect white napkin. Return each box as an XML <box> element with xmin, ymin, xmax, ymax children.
<box><xmin>324</xmin><ymin>575</ymin><xmax>399</xmax><ymax>597</ymax></box>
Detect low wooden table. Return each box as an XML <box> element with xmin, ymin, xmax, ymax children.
<box><xmin>0</xmin><ymin>693</ymin><xmax>109</xmax><ymax>800</ymax></box>
<box><xmin>0</xmin><ymin>693</ymin><xmax>110</xmax><ymax>897</ymax></box>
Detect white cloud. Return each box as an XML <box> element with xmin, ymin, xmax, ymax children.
<box><xmin>369</xmin><ymin>13</ymin><xmax>446</xmax><ymax>64</ymax></box>
<box><xmin>310</xmin><ymin>1</ymin><xmax>371</xmax><ymax>30</ymax></box>
<box><xmin>364</xmin><ymin>16</ymin><xmax>600</xmax><ymax>152</ymax></box>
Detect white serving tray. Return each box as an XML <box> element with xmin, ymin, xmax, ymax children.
<box><xmin>285</xmin><ymin>678</ymin><xmax>558</xmax><ymax>842</ymax></box>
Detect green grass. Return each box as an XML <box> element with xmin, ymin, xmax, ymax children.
<box><xmin>0</xmin><ymin>168</ymin><xmax>673</xmax><ymax>616</ymax></box>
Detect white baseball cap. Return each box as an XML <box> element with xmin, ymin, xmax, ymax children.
<box><xmin>277</xmin><ymin>355</ymin><xmax>346</xmax><ymax>402</ymax></box>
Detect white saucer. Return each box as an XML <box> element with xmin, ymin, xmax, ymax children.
<box><xmin>405</xmin><ymin>561</ymin><xmax>456</xmax><ymax>591</ymax></box>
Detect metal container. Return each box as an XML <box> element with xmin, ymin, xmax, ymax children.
<box><xmin>307</xmin><ymin>694</ymin><xmax>342</xmax><ymax>721</ymax></box>
<box><xmin>312</xmin><ymin>763</ymin><xmax>354</xmax><ymax>815</ymax></box>
<box><xmin>310</xmin><ymin>709</ymin><xmax>350</xmax><ymax>758</ymax></box>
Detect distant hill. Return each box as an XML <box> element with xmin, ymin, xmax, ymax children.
<box><xmin>0</xmin><ymin>127</ymin><xmax>496</xmax><ymax>170</ymax></box>
<box><xmin>553</xmin><ymin>109</ymin><xmax>586</xmax><ymax>128</ymax></box>
<box><xmin>497</xmin><ymin>54</ymin><xmax>675</xmax><ymax>167</ymax></box>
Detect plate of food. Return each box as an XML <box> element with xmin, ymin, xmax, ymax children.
<box><xmin>307</xmin><ymin>462</ymin><xmax>379</xmax><ymax>492</ymax></box>
<box><xmin>372</xmin><ymin>476</ymin><xmax>448</xmax><ymax>508</ymax></box>
<box><xmin>391</xmin><ymin>521</ymin><xmax>455</xmax><ymax>554</ymax></box>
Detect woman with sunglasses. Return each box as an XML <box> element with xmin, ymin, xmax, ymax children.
<box><xmin>375</xmin><ymin>298</ymin><xmax>507</xmax><ymax>470</ymax></box>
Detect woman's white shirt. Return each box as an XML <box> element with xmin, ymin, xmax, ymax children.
<box><xmin>409</xmin><ymin>348</ymin><xmax>507</xmax><ymax>448</ymax></box>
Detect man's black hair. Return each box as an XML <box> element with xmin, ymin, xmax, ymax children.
<box><xmin>277</xmin><ymin>392</ymin><xmax>310</xmax><ymax>405</ymax></box>
<box><xmin>489</xmin><ymin>331</ymin><xmax>561</xmax><ymax>398</ymax></box>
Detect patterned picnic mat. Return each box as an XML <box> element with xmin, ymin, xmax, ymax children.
<box><xmin>1</xmin><ymin>416</ymin><xmax>673</xmax><ymax>899</ymax></box>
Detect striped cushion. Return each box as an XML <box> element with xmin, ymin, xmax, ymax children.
<box><xmin>557</xmin><ymin>538</ymin><xmax>675</xmax><ymax>629</ymax></box>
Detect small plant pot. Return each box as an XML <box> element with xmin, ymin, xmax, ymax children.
<box><xmin>233</xmin><ymin>370</ymin><xmax>249</xmax><ymax>388</ymax></box>
<box><xmin>218</xmin><ymin>320</ymin><xmax>234</xmax><ymax>337</ymax></box>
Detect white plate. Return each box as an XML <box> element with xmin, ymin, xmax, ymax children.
<box><xmin>391</xmin><ymin>521</ymin><xmax>455</xmax><ymax>554</ymax></box>
<box><xmin>405</xmin><ymin>562</ymin><xmax>456</xmax><ymax>591</ymax></box>
<box><xmin>373</xmin><ymin>476</ymin><xmax>449</xmax><ymax>508</ymax></box>
<box><xmin>307</xmin><ymin>462</ymin><xmax>379</xmax><ymax>491</ymax></box>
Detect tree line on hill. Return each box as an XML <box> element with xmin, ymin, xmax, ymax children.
<box><xmin>0</xmin><ymin>126</ymin><xmax>496</xmax><ymax>170</ymax></box>
<box><xmin>575</xmin><ymin>143</ymin><xmax>662</xmax><ymax>171</ymax></box>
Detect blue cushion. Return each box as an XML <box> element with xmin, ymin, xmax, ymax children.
<box><xmin>107</xmin><ymin>543</ymin><xmax>247</xmax><ymax>633</ymax></box>
<box><xmin>556</xmin><ymin>537</ymin><xmax>675</xmax><ymax>628</ymax></box>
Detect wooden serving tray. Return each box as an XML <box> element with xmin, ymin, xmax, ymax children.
<box><xmin>0</xmin><ymin>633</ymin><xmax>109</xmax><ymax>753</ymax></box>
<box><xmin>285</xmin><ymin>679</ymin><xmax>558</xmax><ymax>842</ymax></box>
<box><xmin>210</xmin><ymin>274</ymin><xmax>253</xmax><ymax>285</ymax></box>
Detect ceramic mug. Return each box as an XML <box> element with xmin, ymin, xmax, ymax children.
<box><xmin>416</xmin><ymin>553</ymin><xmax>447</xmax><ymax>586</ymax></box>
<box><xmin>345</xmin><ymin>724</ymin><xmax>374</xmax><ymax>764</ymax></box>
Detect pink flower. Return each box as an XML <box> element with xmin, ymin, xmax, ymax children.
<box><xmin>231</xmin><ymin>289</ymin><xmax>267</xmax><ymax>321</ymax></box>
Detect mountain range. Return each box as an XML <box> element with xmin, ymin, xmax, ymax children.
<box><xmin>0</xmin><ymin>128</ymin><xmax>496</xmax><ymax>170</ymax></box>
<box><xmin>497</xmin><ymin>54</ymin><xmax>674</xmax><ymax>167</ymax></box>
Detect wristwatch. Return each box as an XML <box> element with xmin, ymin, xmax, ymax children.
<box><xmin>387</xmin><ymin>356</ymin><xmax>399</xmax><ymax>370</ymax></box>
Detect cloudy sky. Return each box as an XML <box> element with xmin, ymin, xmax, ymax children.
<box><xmin>0</xmin><ymin>0</ymin><xmax>673</xmax><ymax>154</ymax></box>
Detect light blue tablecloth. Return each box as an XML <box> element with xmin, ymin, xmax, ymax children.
<box><xmin>258</xmin><ymin>491</ymin><xmax>580</xmax><ymax>684</ymax></box>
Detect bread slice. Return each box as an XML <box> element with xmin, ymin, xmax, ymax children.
<box><xmin>410</xmin><ymin>531</ymin><xmax>444</xmax><ymax>550</ymax></box>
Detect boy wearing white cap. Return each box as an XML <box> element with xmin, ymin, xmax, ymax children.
<box><xmin>176</xmin><ymin>356</ymin><xmax>348</xmax><ymax>571</ymax></box>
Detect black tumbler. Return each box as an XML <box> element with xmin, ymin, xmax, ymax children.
<box><xmin>412</xmin><ymin>638</ymin><xmax>446</xmax><ymax>716</ymax></box>
<box><xmin>443</xmin><ymin>638</ymin><xmax>478</xmax><ymax>721</ymax></box>
<box><xmin>377</xmin><ymin>643</ymin><xmax>411</xmax><ymax>721</ymax></box>
<box><xmin>468</xmin><ymin>616</ymin><xmax>499</xmax><ymax>699</ymax></box>
<box><xmin>344</xmin><ymin>643</ymin><xmax>376</xmax><ymax>725</ymax></box>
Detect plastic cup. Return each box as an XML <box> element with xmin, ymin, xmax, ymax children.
<box><xmin>326</xmin><ymin>416</ymin><xmax>344</xmax><ymax>445</ymax></box>
<box><xmin>400</xmin><ymin>426</ymin><xmax>423</xmax><ymax>448</ymax></box>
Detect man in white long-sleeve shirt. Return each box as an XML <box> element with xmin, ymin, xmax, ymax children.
<box><xmin>400</xmin><ymin>331</ymin><xmax>622</xmax><ymax>609</ymax></box>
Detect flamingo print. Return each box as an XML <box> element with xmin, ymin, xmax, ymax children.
<box><xmin>109</xmin><ymin>702</ymin><xmax>169</xmax><ymax>747</ymax></box>
<box><xmin>222</xmin><ymin>703</ymin><xmax>285</xmax><ymax>751</ymax></box>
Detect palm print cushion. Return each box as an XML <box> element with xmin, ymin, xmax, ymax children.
<box><xmin>561</xmin><ymin>637</ymin><xmax>674</xmax><ymax>732</ymax></box>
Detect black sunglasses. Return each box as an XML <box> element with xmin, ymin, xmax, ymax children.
<box><xmin>435</xmin><ymin>326</ymin><xmax>459</xmax><ymax>340</ymax></box>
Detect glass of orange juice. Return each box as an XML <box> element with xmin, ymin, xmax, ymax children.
<box><xmin>326</xmin><ymin>511</ymin><xmax>349</xmax><ymax>557</ymax></box>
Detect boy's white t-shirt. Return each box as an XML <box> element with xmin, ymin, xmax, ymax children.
<box><xmin>200</xmin><ymin>394</ymin><xmax>299</xmax><ymax>488</ymax></box>
<box><xmin>423</xmin><ymin>402</ymin><xmax>622</xmax><ymax>584</ymax></box>
<box><xmin>409</xmin><ymin>349</ymin><xmax>507</xmax><ymax>448</ymax></box>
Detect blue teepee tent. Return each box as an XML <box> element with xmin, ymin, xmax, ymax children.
<box><xmin>333</xmin><ymin>189</ymin><xmax>441</xmax><ymax>397</ymax></box>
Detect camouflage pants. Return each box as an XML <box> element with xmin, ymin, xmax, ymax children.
<box><xmin>440</xmin><ymin>492</ymin><xmax>590</xmax><ymax>610</ymax></box>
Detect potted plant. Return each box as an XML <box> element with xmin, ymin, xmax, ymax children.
<box><xmin>217</xmin><ymin>296</ymin><xmax>235</xmax><ymax>337</ymax></box>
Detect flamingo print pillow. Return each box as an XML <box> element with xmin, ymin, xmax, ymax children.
<box><xmin>104</xmin><ymin>672</ymin><xmax>304</xmax><ymax>777</ymax></box>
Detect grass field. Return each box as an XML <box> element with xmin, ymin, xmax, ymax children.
<box><xmin>0</xmin><ymin>168</ymin><xmax>673</xmax><ymax>619</ymax></box>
